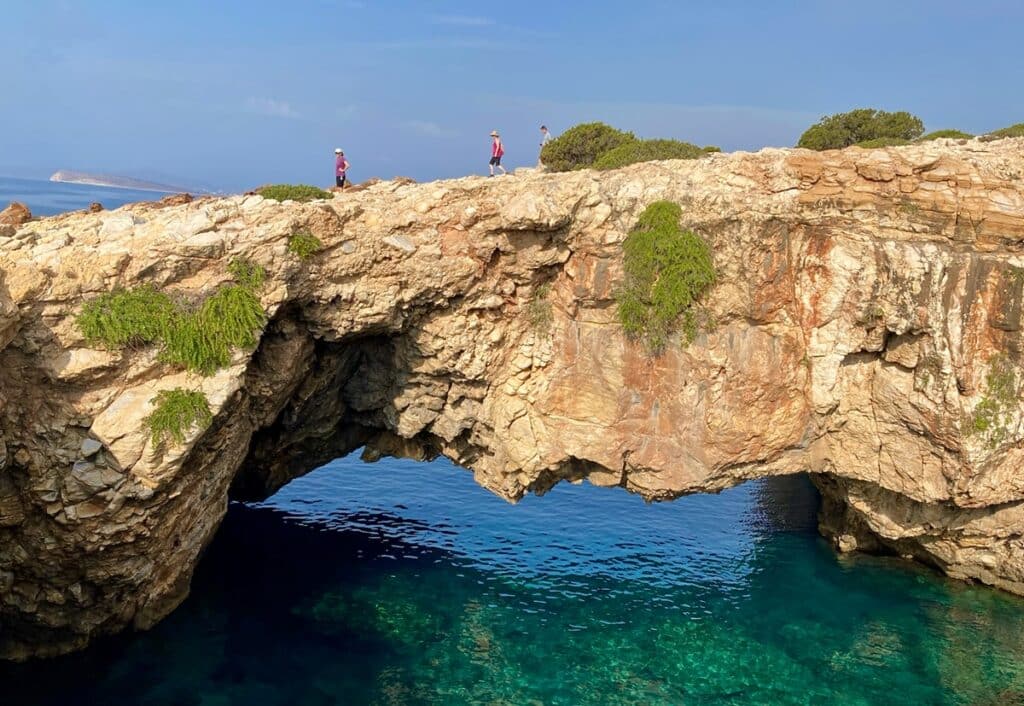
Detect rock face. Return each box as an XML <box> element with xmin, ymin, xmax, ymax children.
<box><xmin>0</xmin><ymin>202</ymin><xmax>31</xmax><ymax>239</ymax></box>
<box><xmin>3</xmin><ymin>140</ymin><xmax>1024</xmax><ymax>659</ymax></box>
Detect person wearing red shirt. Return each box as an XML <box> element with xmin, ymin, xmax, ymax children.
<box><xmin>488</xmin><ymin>130</ymin><xmax>507</xmax><ymax>176</ymax></box>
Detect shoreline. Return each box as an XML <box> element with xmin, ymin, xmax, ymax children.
<box><xmin>48</xmin><ymin>177</ymin><xmax>179</xmax><ymax>194</ymax></box>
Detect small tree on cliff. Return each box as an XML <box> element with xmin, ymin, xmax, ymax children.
<box><xmin>797</xmin><ymin>109</ymin><xmax>925</xmax><ymax>150</ymax></box>
<box><xmin>540</xmin><ymin>122</ymin><xmax>636</xmax><ymax>171</ymax></box>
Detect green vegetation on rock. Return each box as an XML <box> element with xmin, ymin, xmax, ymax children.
<box><xmin>920</xmin><ymin>129</ymin><xmax>974</xmax><ymax>141</ymax></box>
<box><xmin>145</xmin><ymin>388</ymin><xmax>213</xmax><ymax>447</ymax></box>
<box><xmin>288</xmin><ymin>230</ymin><xmax>323</xmax><ymax>260</ymax></box>
<box><xmin>78</xmin><ymin>286</ymin><xmax>176</xmax><ymax>348</ymax></box>
<box><xmin>989</xmin><ymin>123</ymin><xmax>1024</xmax><ymax>139</ymax></box>
<box><xmin>227</xmin><ymin>258</ymin><xmax>266</xmax><ymax>290</ymax></box>
<box><xmin>161</xmin><ymin>284</ymin><xmax>265</xmax><ymax>374</ymax></box>
<box><xmin>616</xmin><ymin>201</ymin><xmax>716</xmax><ymax>352</ymax></box>
<box><xmin>540</xmin><ymin>122</ymin><xmax>636</xmax><ymax>172</ymax></box>
<box><xmin>594</xmin><ymin>139</ymin><xmax>707</xmax><ymax>170</ymax></box>
<box><xmin>797</xmin><ymin>109</ymin><xmax>925</xmax><ymax>151</ymax></box>
<box><xmin>257</xmin><ymin>184</ymin><xmax>333</xmax><ymax>202</ymax></box>
<box><xmin>78</xmin><ymin>262</ymin><xmax>267</xmax><ymax>376</ymax></box>
<box><xmin>541</xmin><ymin>123</ymin><xmax>722</xmax><ymax>173</ymax></box>
<box><xmin>526</xmin><ymin>283</ymin><xmax>554</xmax><ymax>335</ymax></box>
<box><xmin>969</xmin><ymin>355</ymin><xmax>1019</xmax><ymax>448</ymax></box>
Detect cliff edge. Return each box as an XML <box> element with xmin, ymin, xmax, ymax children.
<box><xmin>3</xmin><ymin>140</ymin><xmax>1024</xmax><ymax>659</ymax></box>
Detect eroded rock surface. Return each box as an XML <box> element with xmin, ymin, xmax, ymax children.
<box><xmin>3</xmin><ymin>139</ymin><xmax>1024</xmax><ymax>659</ymax></box>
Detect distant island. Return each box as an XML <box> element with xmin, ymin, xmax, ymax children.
<box><xmin>49</xmin><ymin>170</ymin><xmax>198</xmax><ymax>194</ymax></box>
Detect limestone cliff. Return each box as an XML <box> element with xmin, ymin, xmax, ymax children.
<box><xmin>3</xmin><ymin>140</ymin><xmax>1024</xmax><ymax>660</ymax></box>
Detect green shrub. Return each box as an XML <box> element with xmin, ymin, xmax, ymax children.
<box><xmin>616</xmin><ymin>201</ymin><xmax>716</xmax><ymax>352</ymax></box>
<box><xmin>228</xmin><ymin>258</ymin><xmax>266</xmax><ymax>290</ymax></box>
<box><xmin>593</xmin><ymin>139</ymin><xmax>706</xmax><ymax>170</ymax></box>
<box><xmin>161</xmin><ymin>285</ymin><xmax>265</xmax><ymax>374</ymax></box>
<box><xmin>989</xmin><ymin>123</ymin><xmax>1024</xmax><ymax>139</ymax></box>
<box><xmin>855</xmin><ymin>137</ymin><xmax>912</xmax><ymax>148</ymax></box>
<box><xmin>78</xmin><ymin>286</ymin><xmax>175</xmax><ymax>348</ymax></box>
<box><xmin>288</xmin><ymin>231</ymin><xmax>323</xmax><ymax>260</ymax></box>
<box><xmin>145</xmin><ymin>388</ymin><xmax>212</xmax><ymax>447</ymax></box>
<box><xmin>526</xmin><ymin>283</ymin><xmax>554</xmax><ymax>335</ymax></box>
<box><xmin>540</xmin><ymin>122</ymin><xmax>635</xmax><ymax>172</ymax></box>
<box><xmin>78</xmin><ymin>282</ymin><xmax>266</xmax><ymax>376</ymax></box>
<box><xmin>702</xmin><ymin>145</ymin><xmax>722</xmax><ymax>153</ymax></box>
<box><xmin>797</xmin><ymin>109</ymin><xmax>925</xmax><ymax>150</ymax></box>
<box><xmin>257</xmin><ymin>184</ymin><xmax>333</xmax><ymax>202</ymax></box>
<box><xmin>919</xmin><ymin>129</ymin><xmax>973</xmax><ymax>141</ymax></box>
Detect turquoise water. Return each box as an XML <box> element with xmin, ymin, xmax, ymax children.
<box><xmin>2</xmin><ymin>455</ymin><xmax>1024</xmax><ymax>705</ymax></box>
<box><xmin>0</xmin><ymin>175</ymin><xmax>173</xmax><ymax>217</ymax></box>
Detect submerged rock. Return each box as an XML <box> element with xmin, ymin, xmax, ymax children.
<box><xmin>5</xmin><ymin>139</ymin><xmax>1024</xmax><ymax>659</ymax></box>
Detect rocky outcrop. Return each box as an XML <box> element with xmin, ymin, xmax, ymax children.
<box><xmin>0</xmin><ymin>202</ymin><xmax>31</xmax><ymax>227</ymax></box>
<box><xmin>3</xmin><ymin>139</ymin><xmax>1024</xmax><ymax>659</ymax></box>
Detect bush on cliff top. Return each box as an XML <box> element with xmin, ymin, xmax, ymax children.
<box><xmin>257</xmin><ymin>184</ymin><xmax>333</xmax><ymax>202</ymax></box>
<box><xmin>540</xmin><ymin>122</ymin><xmax>635</xmax><ymax>172</ymax></box>
<box><xmin>145</xmin><ymin>388</ymin><xmax>213</xmax><ymax>448</ymax></box>
<box><xmin>616</xmin><ymin>201</ymin><xmax>716</xmax><ymax>352</ymax></box>
<box><xmin>919</xmin><ymin>129</ymin><xmax>974</xmax><ymax>141</ymax></box>
<box><xmin>797</xmin><ymin>109</ymin><xmax>925</xmax><ymax>150</ymax></box>
<box><xmin>989</xmin><ymin>123</ymin><xmax>1024</xmax><ymax>139</ymax></box>
<box><xmin>594</xmin><ymin>139</ymin><xmax>707</xmax><ymax>170</ymax></box>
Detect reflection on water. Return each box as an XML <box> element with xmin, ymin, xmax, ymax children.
<box><xmin>2</xmin><ymin>455</ymin><xmax>1023</xmax><ymax>705</ymax></box>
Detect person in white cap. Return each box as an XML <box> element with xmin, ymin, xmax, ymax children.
<box><xmin>488</xmin><ymin>130</ymin><xmax>506</xmax><ymax>176</ymax></box>
<box><xmin>334</xmin><ymin>148</ymin><xmax>350</xmax><ymax>188</ymax></box>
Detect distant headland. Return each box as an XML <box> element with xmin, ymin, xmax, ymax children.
<box><xmin>49</xmin><ymin>170</ymin><xmax>198</xmax><ymax>194</ymax></box>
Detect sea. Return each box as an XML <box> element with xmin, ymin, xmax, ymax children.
<box><xmin>0</xmin><ymin>175</ymin><xmax>178</xmax><ymax>217</ymax></box>
<box><xmin>2</xmin><ymin>178</ymin><xmax>1024</xmax><ymax>705</ymax></box>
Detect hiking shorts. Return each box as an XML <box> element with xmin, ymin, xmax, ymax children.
<box><xmin>336</xmin><ymin>175</ymin><xmax>347</xmax><ymax>187</ymax></box>
<box><xmin>489</xmin><ymin>156</ymin><xmax>502</xmax><ymax>166</ymax></box>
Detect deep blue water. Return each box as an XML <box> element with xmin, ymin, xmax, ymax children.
<box><xmin>0</xmin><ymin>175</ymin><xmax>174</xmax><ymax>217</ymax></box>
<box><xmin>2</xmin><ymin>456</ymin><xmax>1024</xmax><ymax>705</ymax></box>
<box><xmin>4</xmin><ymin>181</ymin><xmax>1024</xmax><ymax>704</ymax></box>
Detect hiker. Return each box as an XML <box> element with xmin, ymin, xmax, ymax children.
<box><xmin>489</xmin><ymin>130</ymin><xmax>507</xmax><ymax>176</ymax></box>
<box><xmin>540</xmin><ymin>125</ymin><xmax>553</xmax><ymax>149</ymax></box>
<box><xmin>334</xmin><ymin>148</ymin><xmax>350</xmax><ymax>188</ymax></box>
<box><xmin>538</xmin><ymin>125</ymin><xmax>554</xmax><ymax>166</ymax></box>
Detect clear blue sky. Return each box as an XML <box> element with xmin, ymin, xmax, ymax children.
<box><xmin>3</xmin><ymin>0</ymin><xmax>1023</xmax><ymax>191</ymax></box>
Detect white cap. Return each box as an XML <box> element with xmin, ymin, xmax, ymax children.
<box><xmin>334</xmin><ymin>148</ymin><xmax>342</xmax><ymax>153</ymax></box>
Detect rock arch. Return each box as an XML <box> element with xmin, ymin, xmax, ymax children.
<box><xmin>4</xmin><ymin>142</ymin><xmax>1024</xmax><ymax>659</ymax></box>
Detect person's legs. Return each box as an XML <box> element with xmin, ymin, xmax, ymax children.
<box><xmin>489</xmin><ymin>157</ymin><xmax>496</xmax><ymax>176</ymax></box>
<box><xmin>336</xmin><ymin>176</ymin><xmax>343</xmax><ymax>187</ymax></box>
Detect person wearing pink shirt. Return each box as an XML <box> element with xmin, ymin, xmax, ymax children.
<box><xmin>488</xmin><ymin>130</ymin><xmax>507</xmax><ymax>176</ymax></box>
<box><xmin>334</xmin><ymin>148</ymin><xmax>350</xmax><ymax>188</ymax></box>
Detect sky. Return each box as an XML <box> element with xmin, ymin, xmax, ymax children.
<box><xmin>2</xmin><ymin>0</ymin><xmax>1023</xmax><ymax>192</ymax></box>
